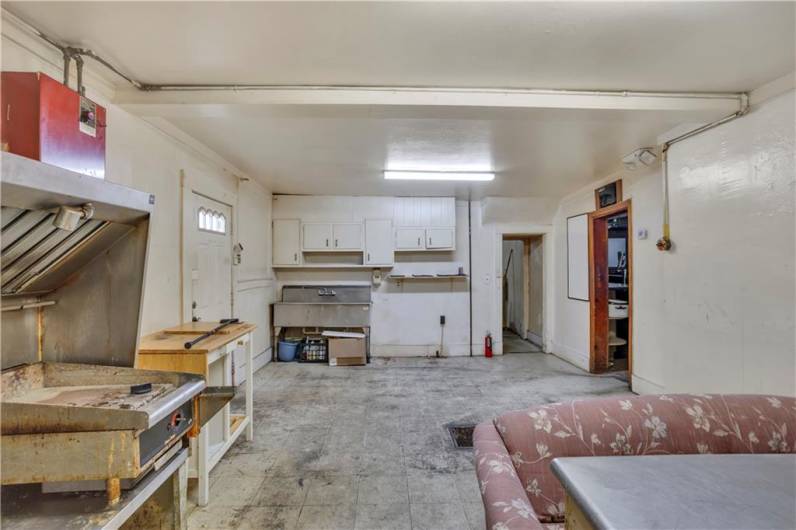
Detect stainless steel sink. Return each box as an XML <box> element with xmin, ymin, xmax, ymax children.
<box><xmin>273</xmin><ymin>285</ymin><xmax>371</xmax><ymax>328</ymax></box>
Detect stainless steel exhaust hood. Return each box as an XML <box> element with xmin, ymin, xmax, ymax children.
<box><xmin>1</xmin><ymin>153</ymin><xmax>154</xmax><ymax>369</ymax></box>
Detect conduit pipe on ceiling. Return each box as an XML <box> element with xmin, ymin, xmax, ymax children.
<box><xmin>12</xmin><ymin>8</ymin><xmax>743</xmax><ymax>101</ymax></box>
<box><xmin>12</xmin><ymin>9</ymin><xmax>754</xmax><ymax>255</ymax></box>
<box><xmin>655</xmin><ymin>93</ymin><xmax>750</xmax><ymax>252</ymax></box>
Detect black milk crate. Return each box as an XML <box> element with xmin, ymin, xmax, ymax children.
<box><xmin>299</xmin><ymin>337</ymin><xmax>327</xmax><ymax>363</ymax></box>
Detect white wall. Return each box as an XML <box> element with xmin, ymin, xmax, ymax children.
<box><xmin>2</xmin><ymin>20</ymin><xmax>275</xmax><ymax>372</ymax></box>
<box><xmin>551</xmin><ymin>88</ymin><xmax>796</xmax><ymax>396</ymax></box>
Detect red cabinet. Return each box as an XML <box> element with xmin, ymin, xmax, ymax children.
<box><xmin>1</xmin><ymin>72</ymin><xmax>106</xmax><ymax>178</ymax></box>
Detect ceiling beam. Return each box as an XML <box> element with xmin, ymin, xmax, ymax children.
<box><xmin>115</xmin><ymin>86</ymin><xmax>742</xmax><ymax>114</ymax></box>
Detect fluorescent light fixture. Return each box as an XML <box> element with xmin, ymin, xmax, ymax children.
<box><xmin>384</xmin><ymin>170</ymin><xmax>494</xmax><ymax>182</ymax></box>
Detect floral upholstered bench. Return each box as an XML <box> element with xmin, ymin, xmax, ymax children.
<box><xmin>473</xmin><ymin>394</ymin><xmax>796</xmax><ymax>530</ymax></box>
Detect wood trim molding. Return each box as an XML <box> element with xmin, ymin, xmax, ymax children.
<box><xmin>588</xmin><ymin>199</ymin><xmax>632</xmax><ymax>385</ymax></box>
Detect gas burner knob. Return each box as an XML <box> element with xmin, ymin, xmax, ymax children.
<box><xmin>168</xmin><ymin>411</ymin><xmax>184</xmax><ymax>431</ymax></box>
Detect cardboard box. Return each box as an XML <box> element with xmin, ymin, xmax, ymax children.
<box><xmin>328</xmin><ymin>337</ymin><xmax>366</xmax><ymax>366</ymax></box>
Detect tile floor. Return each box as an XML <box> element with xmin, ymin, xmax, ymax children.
<box><xmin>188</xmin><ymin>353</ymin><xmax>631</xmax><ymax>530</ymax></box>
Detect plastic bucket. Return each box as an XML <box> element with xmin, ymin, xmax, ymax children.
<box><xmin>278</xmin><ymin>340</ymin><xmax>301</xmax><ymax>362</ymax></box>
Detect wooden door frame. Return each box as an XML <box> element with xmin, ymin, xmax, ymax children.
<box><xmin>588</xmin><ymin>199</ymin><xmax>632</xmax><ymax>384</ymax></box>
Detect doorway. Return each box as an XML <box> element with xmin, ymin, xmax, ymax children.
<box><xmin>502</xmin><ymin>235</ymin><xmax>544</xmax><ymax>353</ymax></box>
<box><xmin>588</xmin><ymin>200</ymin><xmax>632</xmax><ymax>384</ymax></box>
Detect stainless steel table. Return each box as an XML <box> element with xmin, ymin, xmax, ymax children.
<box><xmin>1</xmin><ymin>448</ymin><xmax>188</xmax><ymax>530</ymax></box>
<box><xmin>551</xmin><ymin>454</ymin><xmax>796</xmax><ymax>530</ymax></box>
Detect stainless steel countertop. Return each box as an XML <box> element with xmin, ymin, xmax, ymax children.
<box><xmin>551</xmin><ymin>454</ymin><xmax>796</xmax><ymax>530</ymax></box>
<box><xmin>1</xmin><ymin>448</ymin><xmax>187</xmax><ymax>530</ymax></box>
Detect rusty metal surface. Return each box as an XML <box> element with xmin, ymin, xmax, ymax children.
<box><xmin>0</xmin><ymin>447</ymin><xmax>187</xmax><ymax>530</ymax></box>
<box><xmin>1</xmin><ymin>363</ymin><xmax>205</xmax><ymax>434</ymax></box>
<box><xmin>197</xmin><ymin>386</ymin><xmax>235</xmax><ymax>427</ymax></box>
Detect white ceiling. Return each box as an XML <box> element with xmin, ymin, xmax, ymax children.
<box><xmin>6</xmin><ymin>2</ymin><xmax>793</xmax><ymax>91</ymax></box>
<box><xmin>153</xmin><ymin>105</ymin><xmax>726</xmax><ymax>198</ymax></box>
<box><xmin>5</xmin><ymin>2</ymin><xmax>794</xmax><ymax>199</ymax></box>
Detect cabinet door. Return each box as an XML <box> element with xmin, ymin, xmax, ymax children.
<box><xmin>333</xmin><ymin>223</ymin><xmax>363</xmax><ymax>250</ymax></box>
<box><xmin>273</xmin><ymin>219</ymin><xmax>301</xmax><ymax>265</ymax></box>
<box><xmin>395</xmin><ymin>228</ymin><xmax>425</xmax><ymax>250</ymax></box>
<box><xmin>302</xmin><ymin>223</ymin><xmax>332</xmax><ymax>250</ymax></box>
<box><xmin>426</xmin><ymin>228</ymin><xmax>454</xmax><ymax>250</ymax></box>
<box><xmin>365</xmin><ymin>219</ymin><xmax>393</xmax><ymax>265</ymax></box>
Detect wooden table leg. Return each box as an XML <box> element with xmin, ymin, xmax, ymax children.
<box><xmin>565</xmin><ymin>492</ymin><xmax>596</xmax><ymax>530</ymax></box>
<box><xmin>245</xmin><ymin>332</ymin><xmax>254</xmax><ymax>441</ymax></box>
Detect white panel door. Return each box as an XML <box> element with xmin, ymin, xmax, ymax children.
<box><xmin>365</xmin><ymin>219</ymin><xmax>393</xmax><ymax>265</ymax></box>
<box><xmin>189</xmin><ymin>193</ymin><xmax>232</xmax><ymax>322</ymax></box>
<box><xmin>273</xmin><ymin>219</ymin><xmax>300</xmax><ymax>265</ymax></box>
<box><xmin>333</xmin><ymin>223</ymin><xmax>363</xmax><ymax>250</ymax></box>
<box><xmin>395</xmin><ymin>228</ymin><xmax>425</xmax><ymax>250</ymax></box>
<box><xmin>302</xmin><ymin>223</ymin><xmax>332</xmax><ymax>250</ymax></box>
<box><xmin>426</xmin><ymin>228</ymin><xmax>455</xmax><ymax>250</ymax></box>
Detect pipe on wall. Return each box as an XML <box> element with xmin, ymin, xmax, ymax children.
<box><xmin>655</xmin><ymin>93</ymin><xmax>750</xmax><ymax>251</ymax></box>
<box><xmin>468</xmin><ymin>197</ymin><xmax>473</xmax><ymax>357</ymax></box>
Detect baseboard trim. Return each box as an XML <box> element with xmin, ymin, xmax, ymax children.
<box><xmin>630</xmin><ymin>373</ymin><xmax>665</xmax><ymax>395</ymax></box>
<box><xmin>551</xmin><ymin>341</ymin><xmax>589</xmax><ymax>371</ymax></box>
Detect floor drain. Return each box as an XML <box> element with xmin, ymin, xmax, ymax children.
<box><xmin>446</xmin><ymin>423</ymin><xmax>476</xmax><ymax>448</ymax></box>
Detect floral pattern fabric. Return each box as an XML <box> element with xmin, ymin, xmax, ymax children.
<box><xmin>474</xmin><ymin>394</ymin><xmax>796</xmax><ymax>529</ymax></box>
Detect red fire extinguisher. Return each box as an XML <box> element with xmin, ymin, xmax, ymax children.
<box><xmin>485</xmin><ymin>333</ymin><xmax>493</xmax><ymax>358</ymax></box>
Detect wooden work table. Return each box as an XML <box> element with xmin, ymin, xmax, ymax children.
<box><xmin>137</xmin><ymin>321</ymin><xmax>256</xmax><ymax>507</ymax></box>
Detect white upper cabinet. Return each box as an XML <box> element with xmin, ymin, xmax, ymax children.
<box><xmin>333</xmin><ymin>223</ymin><xmax>363</xmax><ymax>250</ymax></box>
<box><xmin>365</xmin><ymin>219</ymin><xmax>393</xmax><ymax>265</ymax></box>
<box><xmin>426</xmin><ymin>228</ymin><xmax>454</xmax><ymax>250</ymax></box>
<box><xmin>395</xmin><ymin>228</ymin><xmax>425</xmax><ymax>250</ymax></box>
<box><xmin>302</xmin><ymin>223</ymin><xmax>332</xmax><ymax>250</ymax></box>
<box><xmin>273</xmin><ymin>196</ymin><xmax>456</xmax><ymax>265</ymax></box>
<box><xmin>273</xmin><ymin>219</ymin><xmax>301</xmax><ymax>265</ymax></box>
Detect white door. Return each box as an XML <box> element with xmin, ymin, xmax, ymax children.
<box><xmin>426</xmin><ymin>228</ymin><xmax>454</xmax><ymax>250</ymax></box>
<box><xmin>189</xmin><ymin>193</ymin><xmax>232</xmax><ymax>322</ymax></box>
<box><xmin>395</xmin><ymin>228</ymin><xmax>425</xmax><ymax>250</ymax></box>
<box><xmin>302</xmin><ymin>223</ymin><xmax>332</xmax><ymax>250</ymax></box>
<box><xmin>333</xmin><ymin>223</ymin><xmax>363</xmax><ymax>250</ymax></box>
<box><xmin>273</xmin><ymin>219</ymin><xmax>301</xmax><ymax>265</ymax></box>
<box><xmin>365</xmin><ymin>219</ymin><xmax>393</xmax><ymax>265</ymax></box>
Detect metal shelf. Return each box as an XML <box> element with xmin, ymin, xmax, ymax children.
<box><xmin>388</xmin><ymin>274</ymin><xmax>468</xmax><ymax>281</ymax></box>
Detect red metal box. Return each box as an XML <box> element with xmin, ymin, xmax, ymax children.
<box><xmin>1</xmin><ymin>72</ymin><xmax>105</xmax><ymax>178</ymax></box>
